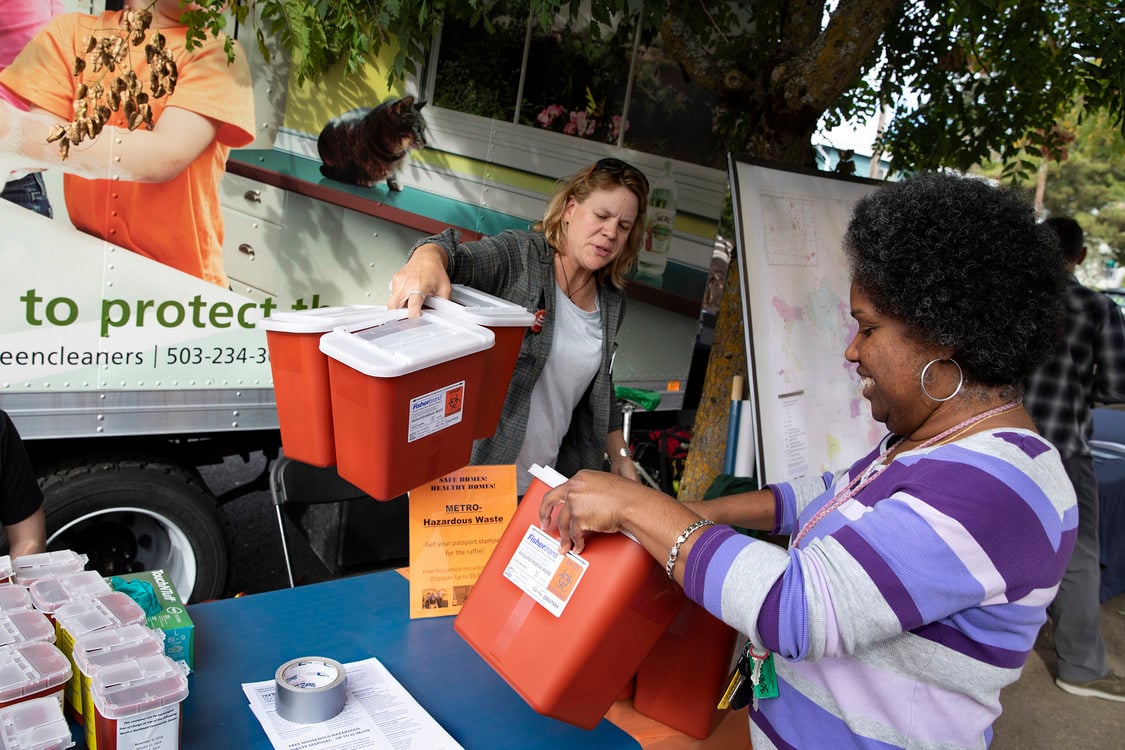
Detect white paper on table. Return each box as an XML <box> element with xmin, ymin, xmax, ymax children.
<box><xmin>242</xmin><ymin>657</ymin><xmax>464</xmax><ymax>750</ymax></box>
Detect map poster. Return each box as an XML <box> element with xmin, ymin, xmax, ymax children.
<box><xmin>408</xmin><ymin>465</ymin><xmax>517</xmax><ymax>619</ymax></box>
<box><xmin>729</xmin><ymin>157</ymin><xmax>885</xmax><ymax>485</ymax></box>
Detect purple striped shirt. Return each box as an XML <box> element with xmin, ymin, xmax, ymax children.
<box><xmin>682</xmin><ymin>428</ymin><xmax>1076</xmax><ymax>748</ymax></box>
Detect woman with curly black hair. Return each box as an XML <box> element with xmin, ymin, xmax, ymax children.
<box><xmin>541</xmin><ymin>173</ymin><xmax>1077</xmax><ymax>748</ymax></box>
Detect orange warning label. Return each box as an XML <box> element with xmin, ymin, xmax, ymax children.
<box><xmin>445</xmin><ymin>385</ymin><xmax>464</xmax><ymax>417</ymax></box>
<box><xmin>547</xmin><ymin>555</ymin><xmax>584</xmax><ymax>603</ymax></box>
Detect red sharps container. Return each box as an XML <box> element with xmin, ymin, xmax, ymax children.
<box><xmin>424</xmin><ymin>284</ymin><xmax>535</xmax><ymax>438</ymax></box>
<box><xmin>633</xmin><ymin>597</ymin><xmax>740</xmax><ymax>738</ymax></box>
<box><xmin>455</xmin><ymin>464</ymin><xmax>683</xmax><ymax>729</ymax></box>
<box><xmin>258</xmin><ymin>305</ymin><xmax>389</xmax><ymax>467</ymax></box>
<box><xmin>319</xmin><ymin>311</ymin><xmax>494</xmax><ymax>499</ymax></box>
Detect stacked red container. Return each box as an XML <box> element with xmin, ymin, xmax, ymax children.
<box><xmin>258</xmin><ymin>305</ymin><xmax>389</xmax><ymax>467</ymax></box>
<box><xmin>633</xmin><ymin>597</ymin><xmax>740</xmax><ymax>738</ymax></box>
<box><xmin>424</xmin><ymin>285</ymin><xmax>535</xmax><ymax>438</ymax></box>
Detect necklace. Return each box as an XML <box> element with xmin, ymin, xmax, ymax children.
<box><xmin>558</xmin><ymin>256</ymin><xmax>593</xmax><ymax>301</ymax></box>
<box><xmin>790</xmin><ymin>398</ymin><xmax>1022</xmax><ymax>547</ymax></box>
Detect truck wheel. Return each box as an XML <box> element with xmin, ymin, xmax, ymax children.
<box><xmin>37</xmin><ymin>459</ymin><xmax>230</xmax><ymax>603</ymax></box>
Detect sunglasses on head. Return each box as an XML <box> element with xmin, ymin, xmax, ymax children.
<box><xmin>586</xmin><ymin>158</ymin><xmax>649</xmax><ymax>192</ymax></box>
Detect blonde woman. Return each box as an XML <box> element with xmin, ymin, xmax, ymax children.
<box><xmin>391</xmin><ymin>159</ymin><xmax>650</xmax><ymax>495</ymax></box>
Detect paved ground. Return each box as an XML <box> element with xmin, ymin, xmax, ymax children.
<box><xmin>205</xmin><ymin>452</ymin><xmax>1125</xmax><ymax>746</ymax></box>
<box><xmin>200</xmin><ymin>451</ymin><xmax>339</xmax><ymax>597</ymax></box>
<box><xmin>991</xmin><ymin>594</ymin><xmax>1124</xmax><ymax>748</ymax></box>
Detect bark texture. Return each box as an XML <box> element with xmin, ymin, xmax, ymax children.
<box><xmin>678</xmin><ymin>258</ymin><xmax>748</xmax><ymax>501</ymax></box>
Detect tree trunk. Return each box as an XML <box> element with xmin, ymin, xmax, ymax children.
<box><xmin>679</xmin><ymin>255</ymin><xmax>748</xmax><ymax>502</ymax></box>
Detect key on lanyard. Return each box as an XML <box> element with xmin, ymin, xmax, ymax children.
<box><xmin>720</xmin><ymin>642</ymin><xmax>780</xmax><ymax>711</ymax></box>
<box><xmin>746</xmin><ymin>644</ymin><xmax>779</xmax><ymax>711</ymax></box>
<box><xmin>716</xmin><ymin>651</ymin><xmax>749</xmax><ymax>710</ymax></box>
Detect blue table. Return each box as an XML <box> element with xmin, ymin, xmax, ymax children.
<box><xmin>179</xmin><ymin>570</ymin><xmax>640</xmax><ymax>748</ymax></box>
<box><xmin>1090</xmin><ymin>408</ymin><xmax>1125</xmax><ymax>602</ymax></box>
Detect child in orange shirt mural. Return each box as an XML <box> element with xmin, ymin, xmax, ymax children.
<box><xmin>0</xmin><ymin>0</ymin><xmax>255</xmax><ymax>288</ymax></box>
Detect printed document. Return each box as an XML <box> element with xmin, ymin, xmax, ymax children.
<box><xmin>243</xmin><ymin>656</ymin><xmax>464</xmax><ymax>749</ymax></box>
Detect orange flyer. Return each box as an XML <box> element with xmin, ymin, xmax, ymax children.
<box><xmin>408</xmin><ymin>464</ymin><xmax>517</xmax><ymax>619</ymax></box>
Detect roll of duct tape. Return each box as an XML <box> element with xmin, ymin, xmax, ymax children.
<box><xmin>274</xmin><ymin>656</ymin><xmax>348</xmax><ymax>724</ymax></box>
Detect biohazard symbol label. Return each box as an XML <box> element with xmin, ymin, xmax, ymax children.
<box><xmin>445</xmin><ymin>385</ymin><xmax>464</xmax><ymax>417</ymax></box>
<box><xmin>547</xmin><ymin>555</ymin><xmax>584</xmax><ymax>602</ymax></box>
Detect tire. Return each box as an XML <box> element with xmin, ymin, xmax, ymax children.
<box><xmin>34</xmin><ymin>458</ymin><xmax>230</xmax><ymax>603</ymax></box>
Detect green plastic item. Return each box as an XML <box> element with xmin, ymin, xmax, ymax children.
<box><xmin>615</xmin><ymin>386</ymin><xmax>662</xmax><ymax>411</ymax></box>
<box><xmin>109</xmin><ymin>575</ymin><xmax>163</xmax><ymax>617</ymax></box>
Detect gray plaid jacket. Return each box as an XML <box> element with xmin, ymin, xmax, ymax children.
<box><xmin>1025</xmin><ymin>275</ymin><xmax>1125</xmax><ymax>458</ymax></box>
<box><xmin>411</xmin><ymin>228</ymin><xmax>626</xmax><ymax>475</ymax></box>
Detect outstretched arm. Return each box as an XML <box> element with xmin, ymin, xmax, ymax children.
<box><xmin>1</xmin><ymin>98</ymin><xmax>219</xmax><ymax>183</ymax></box>
<box><xmin>539</xmin><ymin>470</ymin><xmax>776</xmax><ymax>584</ymax></box>
<box><xmin>4</xmin><ymin>508</ymin><xmax>46</xmax><ymax>557</ymax></box>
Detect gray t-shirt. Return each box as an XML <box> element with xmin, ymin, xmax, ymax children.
<box><xmin>515</xmin><ymin>284</ymin><xmax>602</xmax><ymax>493</ymax></box>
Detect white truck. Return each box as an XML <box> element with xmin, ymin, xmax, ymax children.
<box><xmin>0</xmin><ymin>13</ymin><xmax>716</xmax><ymax>603</ymax></box>
<box><xmin>0</xmin><ymin>168</ymin><xmax>704</xmax><ymax>603</ymax></box>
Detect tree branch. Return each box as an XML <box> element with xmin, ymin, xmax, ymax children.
<box><xmin>772</xmin><ymin>0</ymin><xmax>902</xmax><ymax>116</ymax></box>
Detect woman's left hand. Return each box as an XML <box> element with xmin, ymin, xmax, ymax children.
<box><xmin>609</xmin><ymin>454</ymin><xmax>639</xmax><ymax>482</ymax></box>
<box><xmin>605</xmin><ymin>430</ymin><xmax>638</xmax><ymax>482</ymax></box>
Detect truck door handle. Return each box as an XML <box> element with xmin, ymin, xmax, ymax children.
<box><xmin>238</xmin><ymin>243</ymin><xmax>255</xmax><ymax>258</ymax></box>
<box><xmin>244</xmin><ymin>190</ymin><xmax>262</xmax><ymax>203</ymax></box>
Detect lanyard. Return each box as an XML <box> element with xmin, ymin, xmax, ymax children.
<box><xmin>791</xmin><ymin>399</ymin><xmax>1021</xmax><ymax>547</ymax></box>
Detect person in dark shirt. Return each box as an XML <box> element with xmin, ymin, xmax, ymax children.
<box><xmin>0</xmin><ymin>410</ymin><xmax>45</xmax><ymax>557</ymax></box>
<box><xmin>1024</xmin><ymin>215</ymin><xmax>1125</xmax><ymax>702</ymax></box>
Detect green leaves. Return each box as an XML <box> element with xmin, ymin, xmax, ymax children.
<box><xmin>875</xmin><ymin>1</ymin><xmax>1123</xmax><ymax>176</ymax></box>
<box><xmin>179</xmin><ymin>0</ymin><xmax>1125</xmax><ymax>178</ymax></box>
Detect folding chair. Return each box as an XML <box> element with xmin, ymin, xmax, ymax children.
<box><xmin>268</xmin><ymin>453</ymin><xmax>368</xmax><ymax>587</ymax></box>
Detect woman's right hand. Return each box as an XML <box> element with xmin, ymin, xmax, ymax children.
<box><xmin>389</xmin><ymin>243</ymin><xmax>452</xmax><ymax>316</ymax></box>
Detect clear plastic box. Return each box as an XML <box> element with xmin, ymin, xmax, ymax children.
<box><xmin>0</xmin><ymin>643</ymin><xmax>72</xmax><ymax>711</ymax></box>
<box><xmin>52</xmin><ymin>593</ymin><xmax>146</xmax><ymax>722</ymax></box>
<box><xmin>0</xmin><ymin>613</ymin><xmax>54</xmax><ymax>649</ymax></box>
<box><xmin>28</xmin><ymin>572</ymin><xmax>111</xmax><ymax>620</ymax></box>
<box><xmin>72</xmin><ymin>625</ymin><xmax>166</xmax><ymax>733</ymax></box>
<box><xmin>0</xmin><ymin>588</ymin><xmax>31</xmax><ymax>616</ymax></box>
<box><xmin>88</xmin><ymin>654</ymin><xmax>188</xmax><ymax>750</ymax></box>
<box><xmin>10</xmin><ymin>554</ymin><xmax>88</xmax><ymax>588</ymax></box>
<box><xmin>0</xmin><ymin>695</ymin><xmax>74</xmax><ymax>750</ymax></box>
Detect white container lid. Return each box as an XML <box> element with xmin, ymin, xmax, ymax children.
<box><xmin>258</xmin><ymin>305</ymin><xmax>390</xmax><ymax>333</ymax></box>
<box><xmin>0</xmin><ymin>695</ymin><xmax>74</xmax><ymax>750</ymax></box>
<box><xmin>72</xmin><ymin>624</ymin><xmax>165</xmax><ymax>677</ymax></box>
<box><xmin>0</xmin><ymin>644</ymin><xmax>71</xmax><ymax>704</ymax></box>
<box><xmin>424</xmin><ymin>285</ymin><xmax>537</xmax><ymax>327</ymax></box>
<box><xmin>319</xmin><ymin>310</ymin><xmax>494</xmax><ymax>378</ymax></box>
<box><xmin>0</xmin><ymin>560</ymin><xmax>10</xmax><ymax>585</ymax></box>
<box><xmin>11</xmin><ymin>552</ymin><xmax>88</xmax><ymax>586</ymax></box>
<box><xmin>0</xmin><ymin>612</ymin><xmax>54</xmax><ymax>648</ymax></box>
<box><xmin>53</xmin><ymin>592</ymin><xmax>146</xmax><ymax>639</ymax></box>
<box><xmin>28</xmin><ymin>571</ymin><xmax>111</xmax><ymax>615</ymax></box>
<box><xmin>0</xmin><ymin>588</ymin><xmax>31</xmax><ymax>615</ymax></box>
<box><xmin>89</xmin><ymin>654</ymin><xmax>188</xmax><ymax>720</ymax></box>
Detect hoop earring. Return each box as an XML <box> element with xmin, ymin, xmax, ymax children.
<box><xmin>920</xmin><ymin>358</ymin><xmax>963</xmax><ymax>402</ymax></box>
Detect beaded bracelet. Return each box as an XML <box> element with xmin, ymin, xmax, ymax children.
<box><xmin>665</xmin><ymin>519</ymin><xmax>715</xmax><ymax>580</ymax></box>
